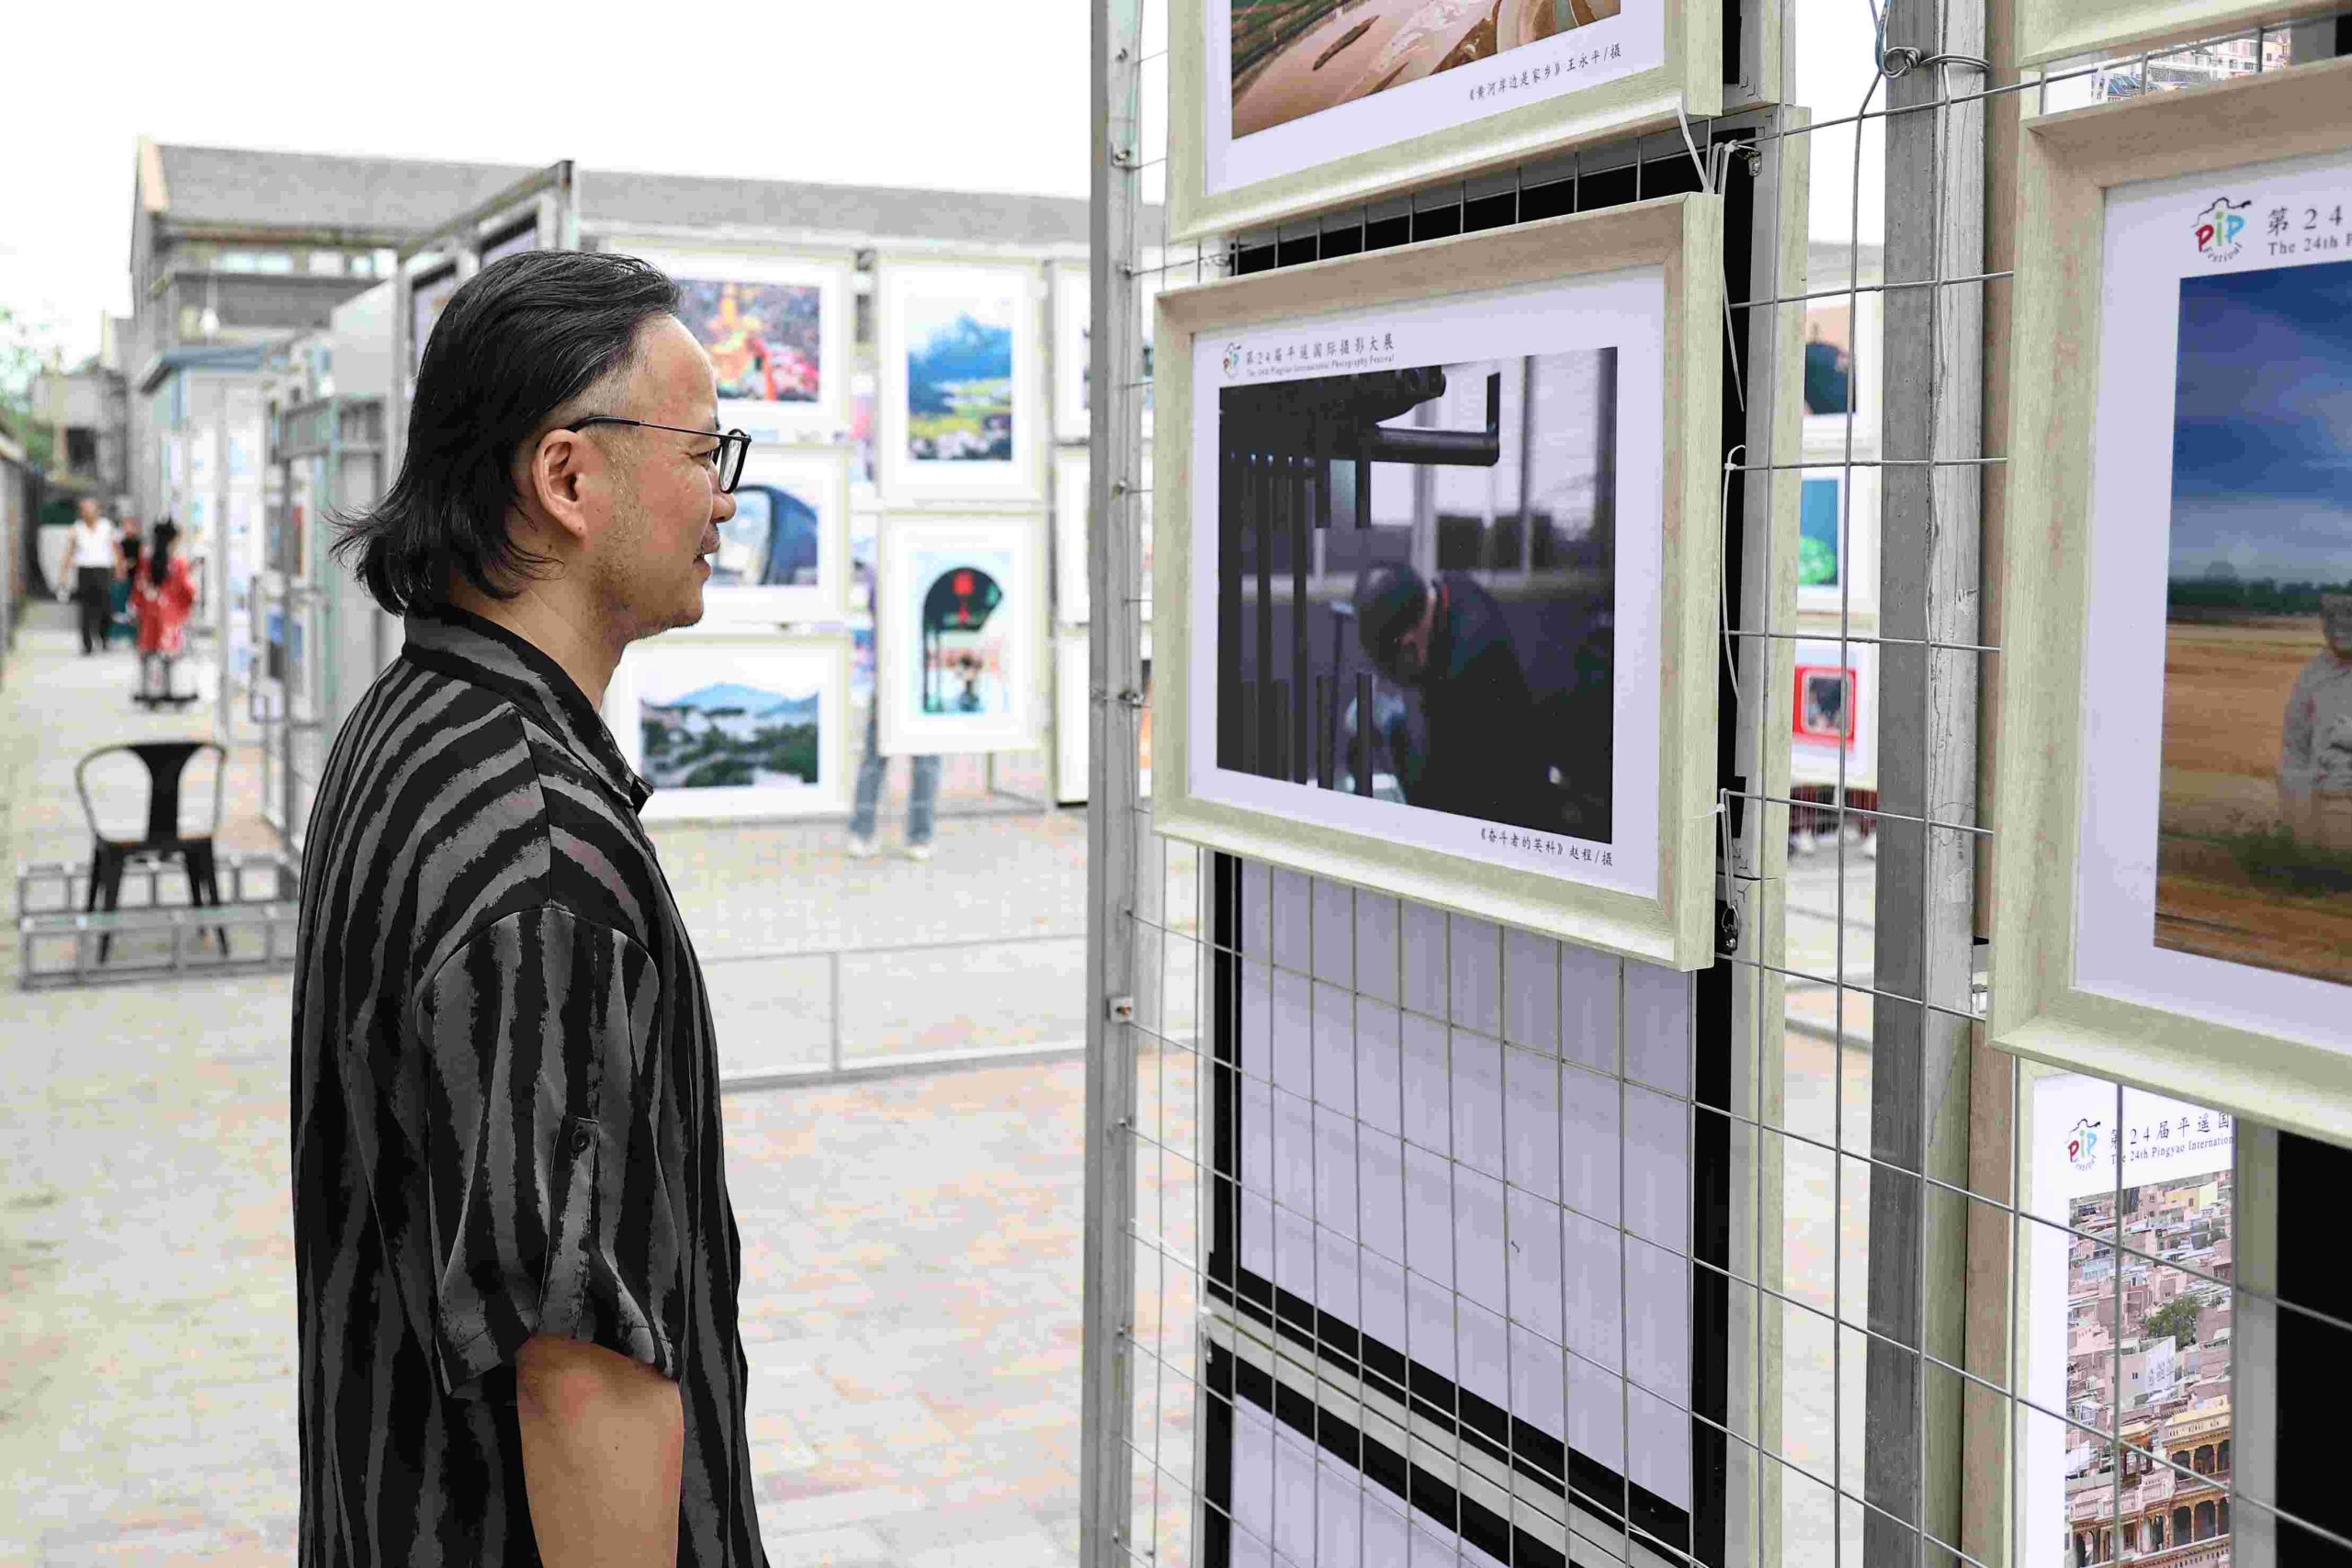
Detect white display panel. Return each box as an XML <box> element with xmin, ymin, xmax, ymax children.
<box><xmin>1209</xmin><ymin>860</ymin><xmax>1706</xmax><ymax>1562</ymax></box>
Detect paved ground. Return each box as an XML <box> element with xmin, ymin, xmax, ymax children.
<box><xmin>0</xmin><ymin>605</ymin><xmax>1120</xmax><ymax>1565</ymax></box>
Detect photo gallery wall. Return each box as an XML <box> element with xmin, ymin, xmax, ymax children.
<box><xmin>579</xmin><ymin>243</ymin><xmax>1101</xmax><ymax>819</ymax></box>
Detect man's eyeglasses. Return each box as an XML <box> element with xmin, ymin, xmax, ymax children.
<box><xmin>561</xmin><ymin>416</ymin><xmax>752</xmax><ymax>494</ymax></box>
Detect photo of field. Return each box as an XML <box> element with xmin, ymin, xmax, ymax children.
<box><xmin>905</xmin><ymin>294</ymin><xmax>1016</xmax><ymax>463</ymax></box>
<box><xmin>639</xmin><ymin>669</ymin><xmax>824</xmax><ymax>793</ymax></box>
<box><xmin>676</xmin><ymin>277</ymin><xmax>821</xmax><ymax>403</ymax></box>
<box><xmin>1229</xmin><ymin>0</ymin><xmax>1623</xmax><ymax>138</ymax></box>
<box><xmin>2153</xmin><ymin>255</ymin><xmax>2352</xmax><ymax>987</ymax></box>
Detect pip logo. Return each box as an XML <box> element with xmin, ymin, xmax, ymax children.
<box><xmin>2194</xmin><ymin>197</ymin><xmax>2251</xmax><ymax>259</ymax></box>
<box><xmin>2066</xmin><ymin>1117</ymin><xmax>2104</xmax><ymax>1174</ymax></box>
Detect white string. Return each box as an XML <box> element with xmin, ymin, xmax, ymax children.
<box><xmin>1719</xmin><ymin>444</ymin><xmax>1747</xmax><ymax>706</ymax></box>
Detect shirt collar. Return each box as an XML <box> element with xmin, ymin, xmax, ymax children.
<box><xmin>401</xmin><ymin>606</ymin><xmax>652</xmax><ymax>813</ymax></box>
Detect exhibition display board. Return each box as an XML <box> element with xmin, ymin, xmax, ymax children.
<box><xmin>1153</xmin><ymin>196</ymin><xmax>1725</xmax><ymax>969</ymax></box>
<box><xmin>1170</xmin><ymin>0</ymin><xmax>1724</xmax><ymax>240</ymax></box>
<box><xmin>1993</xmin><ymin>58</ymin><xmax>2352</xmax><ymax>1142</ymax></box>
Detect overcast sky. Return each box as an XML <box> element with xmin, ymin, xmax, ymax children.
<box><xmin>2</xmin><ymin>0</ymin><xmax>1879</xmax><ymax>366</ymax></box>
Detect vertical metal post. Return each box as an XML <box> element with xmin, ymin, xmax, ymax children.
<box><xmin>1865</xmin><ymin>1</ymin><xmax>1986</xmax><ymax>1563</ymax></box>
<box><xmin>1080</xmin><ymin>0</ymin><xmax>1144</xmax><ymax>1562</ymax></box>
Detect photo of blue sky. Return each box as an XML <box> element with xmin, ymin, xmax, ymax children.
<box><xmin>2168</xmin><ymin>255</ymin><xmax>2352</xmax><ymax>584</ymax></box>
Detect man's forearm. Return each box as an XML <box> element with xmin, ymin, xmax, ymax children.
<box><xmin>515</xmin><ymin>1335</ymin><xmax>684</xmax><ymax>1568</ymax></box>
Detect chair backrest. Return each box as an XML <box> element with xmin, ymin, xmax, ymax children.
<box><xmin>74</xmin><ymin>741</ymin><xmax>228</xmax><ymax>847</ymax></box>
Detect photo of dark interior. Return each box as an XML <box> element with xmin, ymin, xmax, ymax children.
<box><xmin>1215</xmin><ymin>348</ymin><xmax>1618</xmax><ymax>841</ymax></box>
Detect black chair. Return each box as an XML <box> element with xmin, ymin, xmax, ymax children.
<box><xmin>74</xmin><ymin>741</ymin><xmax>231</xmax><ymax>962</ymax></box>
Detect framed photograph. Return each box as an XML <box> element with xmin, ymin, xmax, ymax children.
<box><xmin>876</xmin><ymin>257</ymin><xmax>1044</xmax><ymax>503</ymax></box>
<box><xmin>409</xmin><ymin>264</ymin><xmax>459</xmax><ymax>379</ymax></box>
<box><xmin>621</xmin><ymin>245</ymin><xmax>854</xmax><ymax>442</ymax></box>
<box><xmin>1053</xmin><ymin>259</ymin><xmax>1091</xmax><ymax>443</ymax></box>
<box><xmin>703</xmin><ymin>445</ymin><xmax>853</xmax><ymax>626</ymax></box>
<box><xmin>1053</xmin><ymin>629</ymin><xmax>1154</xmax><ymax>807</ymax></box>
<box><xmin>604</xmin><ymin>634</ymin><xmax>851</xmax><ymax>823</ymax></box>
<box><xmin>1170</xmin><ymin>0</ymin><xmax>1722</xmax><ymax>242</ymax></box>
<box><xmin>1056</xmin><ymin>632</ymin><xmax>1090</xmax><ymax>805</ymax></box>
<box><xmin>1790</xmin><ymin>637</ymin><xmax>1877</xmax><ymax>792</ymax></box>
<box><xmin>2017</xmin><ymin>0</ymin><xmax>2332</xmax><ymax>68</ymax></box>
<box><xmin>1799</xmin><ymin>289</ymin><xmax>1880</xmax><ymax>453</ymax></box>
<box><xmin>1794</xmin><ymin>465</ymin><xmax>1878</xmax><ymax>618</ymax></box>
<box><xmin>1054</xmin><ymin>446</ymin><xmax>1091</xmax><ymax>626</ymax></box>
<box><xmin>876</xmin><ymin>511</ymin><xmax>1047</xmax><ymax>756</ymax></box>
<box><xmin>1992</xmin><ymin>59</ymin><xmax>2352</xmax><ymax>1141</ymax></box>
<box><xmin>1155</xmin><ymin>196</ymin><xmax>1724</xmax><ymax>967</ymax></box>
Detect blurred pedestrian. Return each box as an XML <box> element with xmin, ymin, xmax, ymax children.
<box><xmin>60</xmin><ymin>498</ymin><xmax>119</xmax><ymax>655</ymax></box>
<box><xmin>846</xmin><ymin>698</ymin><xmax>940</xmax><ymax>861</ymax></box>
<box><xmin>130</xmin><ymin>520</ymin><xmax>196</xmax><ymax>702</ymax></box>
<box><xmin>109</xmin><ymin>515</ymin><xmax>144</xmax><ymax>649</ymax></box>
<box><xmin>295</xmin><ymin>250</ymin><xmax>766</xmax><ymax>1567</ymax></box>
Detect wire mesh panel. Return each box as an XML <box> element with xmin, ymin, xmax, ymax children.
<box><xmin>1083</xmin><ymin>5</ymin><xmax>2352</xmax><ymax>1568</ymax></box>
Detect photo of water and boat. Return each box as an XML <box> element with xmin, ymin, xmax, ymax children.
<box><xmin>639</xmin><ymin>670</ymin><xmax>826</xmax><ymax>793</ymax></box>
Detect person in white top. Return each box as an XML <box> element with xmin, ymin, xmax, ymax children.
<box><xmin>2279</xmin><ymin>592</ymin><xmax>2352</xmax><ymax>852</ymax></box>
<box><xmin>61</xmin><ymin>498</ymin><xmax>122</xmax><ymax>655</ymax></box>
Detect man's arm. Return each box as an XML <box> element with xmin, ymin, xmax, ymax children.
<box><xmin>516</xmin><ymin>1335</ymin><xmax>684</xmax><ymax>1568</ymax></box>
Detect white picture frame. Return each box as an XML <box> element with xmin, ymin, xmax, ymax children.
<box><xmin>1793</xmin><ymin>464</ymin><xmax>1879</xmax><ymax>621</ymax></box>
<box><xmin>1170</xmin><ymin>0</ymin><xmax>1723</xmax><ymax>242</ymax></box>
<box><xmin>1056</xmin><ymin>632</ymin><xmax>1090</xmax><ymax>806</ymax></box>
<box><xmin>2017</xmin><ymin>0</ymin><xmax>2332</xmax><ymax>68</ymax></box>
<box><xmin>1992</xmin><ymin>59</ymin><xmax>2352</xmax><ymax>1142</ymax></box>
<box><xmin>1798</xmin><ymin>287</ymin><xmax>1881</xmax><ymax>456</ymax></box>
<box><xmin>605</xmin><ymin>633</ymin><xmax>852</xmax><ymax>823</ymax></box>
<box><xmin>876</xmin><ymin>511</ymin><xmax>1047</xmax><ymax>757</ymax></box>
<box><xmin>876</xmin><ymin>256</ymin><xmax>1045</xmax><ymax>504</ymax></box>
<box><xmin>618</xmin><ymin>243</ymin><xmax>854</xmax><ymax>442</ymax></box>
<box><xmin>699</xmin><ymin>445</ymin><xmax>853</xmax><ymax>627</ymax></box>
<box><xmin>1155</xmin><ymin>196</ymin><xmax>1724</xmax><ymax>968</ymax></box>
<box><xmin>1054</xmin><ymin>445</ymin><xmax>1091</xmax><ymax>626</ymax></box>
<box><xmin>1053</xmin><ymin>258</ymin><xmax>1091</xmax><ymax>444</ymax></box>
<box><xmin>1789</xmin><ymin>636</ymin><xmax>1878</xmax><ymax>793</ymax></box>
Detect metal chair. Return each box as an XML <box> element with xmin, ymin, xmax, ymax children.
<box><xmin>74</xmin><ymin>741</ymin><xmax>231</xmax><ymax>962</ymax></box>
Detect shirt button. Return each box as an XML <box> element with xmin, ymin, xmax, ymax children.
<box><xmin>573</xmin><ymin>1125</ymin><xmax>594</xmax><ymax>1154</ymax></box>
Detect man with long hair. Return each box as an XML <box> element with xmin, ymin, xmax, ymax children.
<box><xmin>293</xmin><ymin>250</ymin><xmax>766</xmax><ymax>1566</ymax></box>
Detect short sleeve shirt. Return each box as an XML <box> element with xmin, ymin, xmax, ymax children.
<box><xmin>290</xmin><ymin>606</ymin><xmax>767</xmax><ymax>1565</ymax></box>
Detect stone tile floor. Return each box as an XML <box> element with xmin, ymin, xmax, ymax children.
<box><xmin>0</xmin><ymin>607</ymin><xmax>1144</xmax><ymax>1563</ymax></box>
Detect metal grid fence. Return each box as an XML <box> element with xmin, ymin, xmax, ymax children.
<box><xmin>1081</xmin><ymin>6</ymin><xmax>2352</xmax><ymax>1568</ymax></box>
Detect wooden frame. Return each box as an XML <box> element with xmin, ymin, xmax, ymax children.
<box><xmin>701</xmin><ymin>444</ymin><xmax>854</xmax><ymax>626</ymax></box>
<box><xmin>1991</xmin><ymin>58</ymin><xmax>2352</xmax><ymax>1145</ymax></box>
<box><xmin>1154</xmin><ymin>195</ymin><xmax>1724</xmax><ymax>967</ymax></box>
<box><xmin>616</xmin><ymin>242</ymin><xmax>855</xmax><ymax>441</ymax></box>
<box><xmin>874</xmin><ymin>255</ymin><xmax>1045</xmax><ymax>505</ymax></box>
<box><xmin>2017</xmin><ymin>0</ymin><xmax>2334</xmax><ymax>68</ymax></box>
<box><xmin>1169</xmin><ymin>0</ymin><xmax>1722</xmax><ymax>242</ymax></box>
<box><xmin>604</xmin><ymin>631</ymin><xmax>853</xmax><ymax>823</ymax></box>
<box><xmin>875</xmin><ymin>510</ymin><xmax>1048</xmax><ymax>757</ymax></box>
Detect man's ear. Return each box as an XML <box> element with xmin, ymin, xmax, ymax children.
<box><xmin>519</xmin><ymin>426</ymin><xmax>599</xmax><ymax>548</ymax></box>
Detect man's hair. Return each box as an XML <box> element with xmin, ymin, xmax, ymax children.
<box><xmin>334</xmin><ymin>250</ymin><xmax>682</xmax><ymax>614</ymax></box>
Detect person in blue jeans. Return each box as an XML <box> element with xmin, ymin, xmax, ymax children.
<box><xmin>847</xmin><ymin>703</ymin><xmax>939</xmax><ymax>860</ymax></box>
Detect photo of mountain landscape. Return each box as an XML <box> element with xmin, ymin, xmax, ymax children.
<box><xmin>640</xmin><ymin>675</ymin><xmax>823</xmax><ymax>792</ymax></box>
<box><xmin>906</xmin><ymin>290</ymin><xmax>1016</xmax><ymax>463</ymax></box>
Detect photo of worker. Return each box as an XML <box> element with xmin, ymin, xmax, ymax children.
<box><xmin>1212</xmin><ymin>346</ymin><xmax>1621</xmax><ymax>846</ymax></box>
<box><xmin>2153</xmin><ymin>252</ymin><xmax>2352</xmax><ymax>987</ymax></box>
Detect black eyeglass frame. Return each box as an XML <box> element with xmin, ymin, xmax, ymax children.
<box><xmin>560</xmin><ymin>416</ymin><xmax>752</xmax><ymax>493</ymax></box>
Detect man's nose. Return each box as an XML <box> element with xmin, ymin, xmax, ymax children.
<box><xmin>712</xmin><ymin>487</ymin><xmax>738</xmax><ymax>523</ymax></box>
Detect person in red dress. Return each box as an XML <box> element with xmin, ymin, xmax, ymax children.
<box><xmin>131</xmin><ymin>519</ymin><xmax>198</xmax><ymax>702</ymax></box>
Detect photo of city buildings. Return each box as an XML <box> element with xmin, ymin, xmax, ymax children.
<box><xmin>2062</xmin><ymin>1159</ymin><xmax>2236</xmax><ymax>1566</ymax></box>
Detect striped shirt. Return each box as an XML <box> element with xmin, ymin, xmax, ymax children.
<box><xmin>290</xmin><ymin>606</ymin><xmax>767</xmax><ymax>1565</ymax></box>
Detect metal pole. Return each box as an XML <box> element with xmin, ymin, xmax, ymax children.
<box><xmin>1079</xmin><ymin>0</ymin><xmax>1144</xmax><ymax>1562</ymax></box>
<box><xmin>1863</xmin><ymin>0</ymin><xmax>1986</xmax><ymax>1562</ymax></box>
